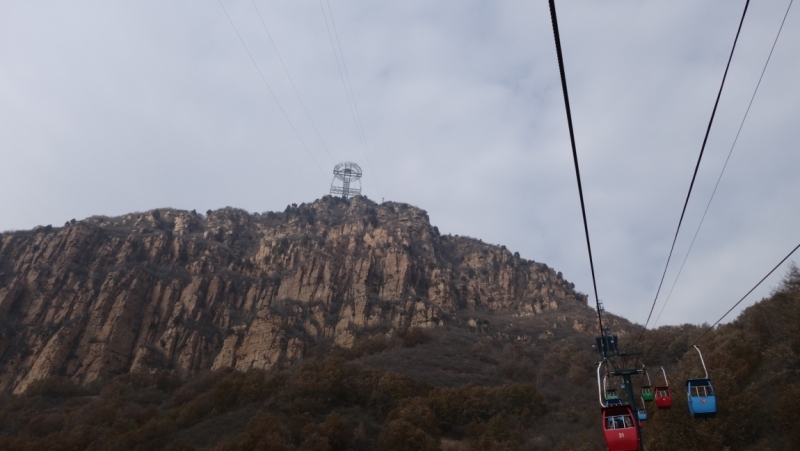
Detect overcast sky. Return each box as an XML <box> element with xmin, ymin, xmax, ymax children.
<box><xmin>1</xmin><ymin>0</ymin><xmax>798</xmax><ymax>328</ymax></box>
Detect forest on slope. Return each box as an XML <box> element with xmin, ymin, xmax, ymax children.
<box><xmin>637</xmin><ymin>265</ymin><xmax>800</xmax><ymax>451</ymax></box>
<box><xmin>1</xmin><ymin>268</ymin><xmax>797</xmax><ymax>450</ymax></box>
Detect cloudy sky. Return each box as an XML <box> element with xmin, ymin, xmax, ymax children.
<box><xmin>1</xmin><ymin>0</ymin><xmax>798</xmax><ymax>328</ymax></box>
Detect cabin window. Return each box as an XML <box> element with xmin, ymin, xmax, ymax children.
<box><xmin>690</xmin><ymin>385</ymin><xmax>714</xmax><ymax>397</ymax></box>
<box><xmin>605</xmin><ymin>415</ymin><xmax>634</xmax><ymax>430</ymax></box>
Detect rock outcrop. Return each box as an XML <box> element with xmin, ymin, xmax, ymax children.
<box><xmin>0</xmin><ymin>196</ymin><xmax>586</xmax><ymax>393</ymax></box>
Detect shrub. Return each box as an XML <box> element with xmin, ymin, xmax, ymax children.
<box><xmin>402</xmin><ymin>327</ymin><xmax>430</xmax><ymax>348</ymax></box>
<box><xmin>24</xmin><ymin>377</ymin><xmax>84</xmax><ymax>399</ymax></box>
<box><xmin>386</xmin><ymin>397</ymin><xmax>439</xmax><ymax>435</ymax></box>
<box><xmin>377</xmin><ymin>419</ymin><xmax>440</xmax><ymax>451</ymax></box>
<box><xmin>319</xmin><ymin>412</ymin><xmax>354</xmax><ymax>451</ymax></box>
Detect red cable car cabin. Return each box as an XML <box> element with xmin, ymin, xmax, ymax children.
<box><xmin>654</xmin><ymin>386</ymin><xmax>672</xmax><ymax>409</ymax></box>
<box><xmin>602</xmin><ymin>405</ymin><xmax>640</xmax><ymax>451</ymax></box>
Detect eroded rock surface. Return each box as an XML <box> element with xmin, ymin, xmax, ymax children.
<box><xmin>0</xmin><ymin>196</ymin><xmax>586</xmax><ymax>393</ymax></box>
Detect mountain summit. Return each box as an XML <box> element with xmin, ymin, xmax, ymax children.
<box><xmin>0</xmin><ymin>196</ymin><xmax>588</xmax><ymax>394</ymax></box>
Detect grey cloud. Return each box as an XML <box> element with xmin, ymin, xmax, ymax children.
<box><xmin>1</xmin><ymin>0</ymin><xmax>797</xmax><ymax>327</ymax></box>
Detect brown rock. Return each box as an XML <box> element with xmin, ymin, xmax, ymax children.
<box><xmin>0</xmin><ymin>196</ymin><xmax>586</xmax><ymax>392</ymax></box>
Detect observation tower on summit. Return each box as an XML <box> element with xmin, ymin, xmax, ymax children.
<box><xmin>330</xmin><ymin>162</ymin><xmax>362</xmax><ymax>199</ymax></box>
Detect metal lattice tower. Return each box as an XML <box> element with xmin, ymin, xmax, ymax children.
<box><xmin>330</xmin><ymin>162</ymin><xmax>362</xmax><ymax>199</ymax></box>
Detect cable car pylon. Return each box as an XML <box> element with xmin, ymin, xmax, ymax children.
<box><xmin>597</xmin><ymin>361</ymin><xmax>642</xmax><ymax>451</ymax></box>
<box><xmin>590</xmin><ymin>302</ymin><xmax>645</xmax><ymax>450</ymax></box>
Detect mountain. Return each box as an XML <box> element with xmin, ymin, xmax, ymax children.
<box><xmin>0</xmin><ymin>196</ymin><xmax>592</xmax><ymax>395</ymax></box>
<box><xmin>2</xmin><ymin>196</ymin><xmax>793</xmax><ymax>450</ymax></box>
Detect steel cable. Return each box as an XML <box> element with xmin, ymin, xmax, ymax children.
<box><xmin>250</xmin><ymin>0</ymin><xmax>337</xmax><ymax>165</ymax></box>
<box><xmin>319</xmin><ymin>0</ymin><xmax>383</xmax><ymax>198</ymax></box>
<box><xmin>652</xmin><ymin>0</ymin><xmax>794</xmax><ymax>329</ymax></box>
<box><xmin>636</xmin><ymin>0</ymin><xmax>751</xmax><ymax>346</ymax></box>
<box><xmin>548</xmin><ymin>0</ymin><xmax>603</xmax><ymax>336</ymax></box>
<box><xmin>688</xmin><ymin>242</ymin><xmax>800</xmax><ymax>348</ymax></box>
<box><xmin>218</xmin><ymin>0</ymin><xmax>327</xmax><ymax>178</ymax></box>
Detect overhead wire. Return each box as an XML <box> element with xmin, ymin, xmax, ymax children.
<box><xmin>217</xmin><ymin>0</ymin><xmax>327</xmax><ymax>178</ymax></box>
<box><xmin>249</xmin><ymin>0</ymin><xmax>337</xmax><ymax>165</ymax></box>
<box><xmin>688</xmin><ymin>241</ymin><xmax>800</xmax><ymax>348</ymax></box>
<box><xmin>636</xmin><ymin>0</ymin><xmax>751</xmax><ymax>346</ymax></box>
<box><xmin>652</xmin><ymin>0</ymin><xmax>794</xmax><ymax>329</ymax></box>
<box><xmin>547</xmin><ymin>0</ymin><xmax>604</xmax><ymax>336</ymax></box>
<box><xmin>319</xmin><ymin>0</ymin><xmax>384</xmax><ymax>198</ymax></box>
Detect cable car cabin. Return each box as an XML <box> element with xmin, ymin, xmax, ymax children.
<box><xmin>605</xmin><ymin>388</ymin><xmax>620</xmax><ymax>400</ymax></box>
<box><xmin>637</xmin><ymin>407</ymin><xmax>647</xmax><ymax>422</ymax></box>
<box><xmin>602</xmin><ymin>405</ymin><xmax>640</xmax><ymax>451</ymax></box>
<box><xmin>686</xmin><ymin>378</ymin><xmax>717</xmax><ymax>418</ymax></box>
<box><xmin>606</xmin><ymin>399</ymin><xmax>623</xmax><ymax>407</ymax></box>
<box><xmin>654</xmin><ymin>386</ymin><xmax>672</xmax><ymax>409</ymax></box>
<box><xmin>641</xmin><ymin>385</ymin><xmax>654</xmax><ymax>402</ymax></box>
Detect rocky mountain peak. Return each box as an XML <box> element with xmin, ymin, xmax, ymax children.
<box><xmin>0</xmin><ymin>196</ymin><xmax>587</xmax><ymax>394</ymax></box>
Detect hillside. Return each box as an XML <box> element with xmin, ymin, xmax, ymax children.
<box><xmin>0</xmin><ymin>196</ymin><xmax>793</xmax><ymax>450</ymax></box>
<box><xmin>0</xmin><ymin>196</ymin><xmax>590</xmax><ymax>395</ymax></box>
<box><xmin>635</xmin><ymin>265</ymin><xmax>800</xmax><ymax>450</ymax></box>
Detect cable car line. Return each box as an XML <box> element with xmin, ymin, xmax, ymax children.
<box><xmin>319</xmin><ymin>0</ymin><xmax>384</xmax><ymax>198</ymax></box>
<box><xmin>652</xmin><ymin>0</ymin><xmax>794</xmax><ymax>329</ymax></box>
<box><xmin>250</xmin><ymin>0</ymin><xmax>338</xmax><ymax>165</ymax></box>
<box><xmin>325</xmin><ymin>0</ymin><xmax>383</xmax><ymax>198</ymax></box>
<box><xmin>549</xmin><ymin>7</ymin><xmax>646</xmax><ymax>444</ymax></box>
<box><xmin>689</xmin><ymin>240</ymin><xmax>800</xmax><ymax>347</ymax></box>
<box><xmin>636</xmin><ymin>0</ymin><xmax>751</xmax><ymax>346</ymax></box>
<box><xmin>217</xmin><ymin>0</ymin><xmax>327</xmax><ymax>178</ymax></box>
<box><xmin>652</xmin><ymin>236</ymin><xmax>800</xmax><ymax>419</ymax></box>
<box><xmin>548</xmin><ymin>0</ymin><xmax>603</xmax><ymax>337</ymax></box>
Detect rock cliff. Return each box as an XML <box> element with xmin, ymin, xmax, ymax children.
<box><xmin>0</xmin><ymin>196</ymin><xmax>586</xmax><ymax>393</ymax></box>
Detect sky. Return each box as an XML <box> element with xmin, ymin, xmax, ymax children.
<box><xmin>1</xmin><ymin>0</ymin><xmax>798</xmax><ymax>328</ymax></box>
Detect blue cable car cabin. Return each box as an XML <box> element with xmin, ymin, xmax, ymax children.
<box><xmin>686</xmin><ymin>345</ymin><xmax>717</xmax><ymax>418</ymax></box>
<box><xmin>686</xmin><ymin>378</ymin><xmax>717</xmax><ymax>418</ymax></box>
<box><xmin>637</xmin><ymin>397</ymin><xmax>647</xmax><ymax>422</ymax></box>
<box><xmin>606</xmin><ymin>398</ymin><xmax>623</xmax><ymax>407</ymax></box>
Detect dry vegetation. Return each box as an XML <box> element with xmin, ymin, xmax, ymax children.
<box><xmin>3</xmin><ymin>262</ymin><xmax>800</xmax><ymax>451</ymax></box>
<box><xmin>1</xmin><ymin>195</ymin><xmax>799</xmax><ymax>449</ymax></box>
<box><xmin>0</xmin><ymin>332</ymin><xmax>546</xmax><ymax>451</ymax></box>
<box><xmin>637</xmin><ymin>265</ymin><xmax>800</xmax><ymax>450</ymax></box>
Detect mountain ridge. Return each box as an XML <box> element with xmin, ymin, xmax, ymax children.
<box><xmin>2</xmin><ymin>197</ymin><xmax>797</xmax><ymax>449</ymax></box>
<box><xmin>0</xmin><ymin>195</ymin><xmax>592</xmax><ymax>395</ymax></box>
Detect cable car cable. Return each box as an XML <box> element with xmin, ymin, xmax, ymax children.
<box><xmin>217</xmin><ymin>0</ymin><xmax>327</xmax><ymax>178</ymax></box>
<box><xmin>326</xmin><ymin>0</ymin><xmax>382</xmax><ymax>196</ymax></box>
<box><xmin>652</xmin><ymin>0</ymin><xmax>794</xmax><ymax>329</ymax></box>
<box><xmin>689</xmin><ymin>241</ymin><xmax>800</xmax><ymax>347</ymax></box>
<box><xmin>636</xmin><ymin>0</ymin><xmax>751</xmax><ymax>345</ymax></box>
<box><xmin>547</xmin><ymin>0</ymin><xmax>603</xmax><ymax>336</ymax></box>
<box><xmin>250</xmin><ymin>0</ymin><xmax>338</xmax><ymax>165</ymax></box>
<box><xmin>319</xmin><ymin>0</ymin><xmax>384</xmax><ymax>198</ymax></box>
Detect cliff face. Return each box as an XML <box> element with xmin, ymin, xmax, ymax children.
<box><xmin>0</xmin><ymin>196</ymin><xmax>586</xmax><ymax>394</ymax></box>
